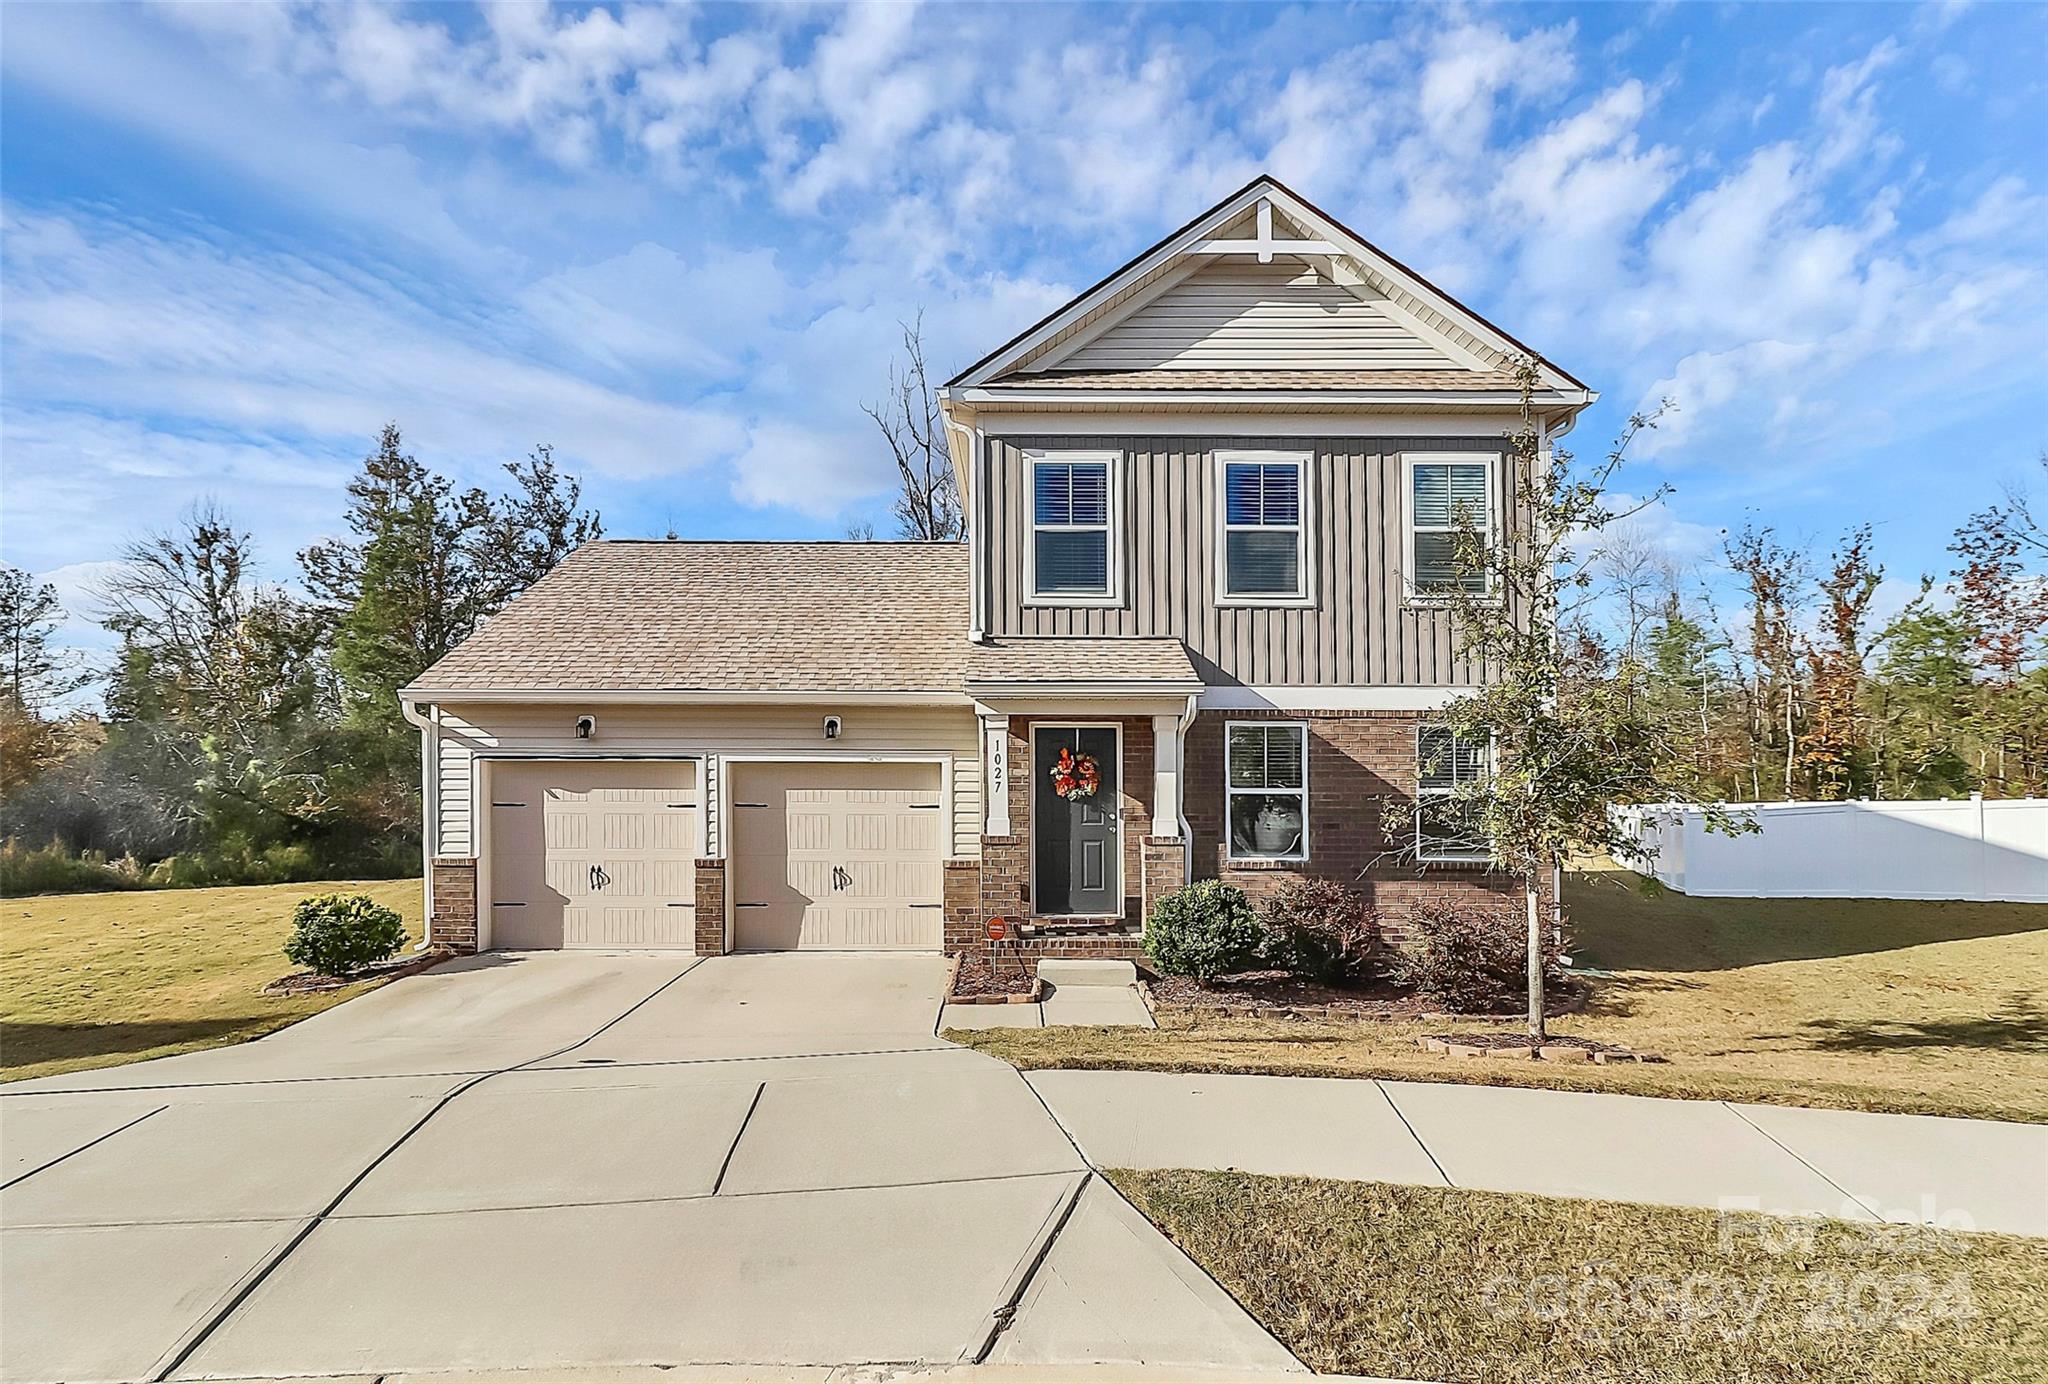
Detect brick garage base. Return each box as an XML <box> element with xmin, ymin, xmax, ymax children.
<box><xmin>428</xmin><ymin>857</ymin><xmax>478</xmax><ymax>953</ymax></box>
<box><xmin>694</xmin><ymin>858</ymin><xmax>727</xmax><ymax>955</ymax></box>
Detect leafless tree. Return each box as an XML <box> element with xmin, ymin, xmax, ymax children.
<box><xmin>863</xmin><ymin>314</ymin><xmax>963</xmax><ymax>541</ymax></box>
<box><xmin>1594</xmin><ymin>519</ymin><xmax>1681</xmax><ymax>660</ymax></box>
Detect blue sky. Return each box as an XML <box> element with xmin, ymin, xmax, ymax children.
<box><xmin>3</xmin><ymin>1</ymin><xmax>2044</xmax><ymax>662</ymax></box>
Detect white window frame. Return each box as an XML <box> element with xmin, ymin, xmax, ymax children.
<box><xmin>1415</xmin><ymin>724</ymin><xmax>1493</xmax><ymax>864</ymax></box>
<box><xmin>1223</xmin><ymin>719</ymin><xmax>1310</xmax><ymax>863</ymax></box>
<box><xmin>1026</xmin><ymin>449</ymin><xmax>1123</xmax><ymax>606</ymax></box>
<box><xmin>1214</xmin><ymin>449</ymin><xmax>1313</xmax><ymax>606</ymax></box>
<box><xmin>1401</xmin><ymin>452</ymin><xmax>1499</xmax><ymax>606</ymax></box>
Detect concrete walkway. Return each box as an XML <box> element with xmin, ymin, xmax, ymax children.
<box><xmin>1029</xmin><ymin>1069</ymin><xmax>2048</xmax><ymax>1236</ymax></box>
<box><xmin>1</xmin><ymin>954</ymin><xmax>1301</xmax><ymax>1383</ymax></box>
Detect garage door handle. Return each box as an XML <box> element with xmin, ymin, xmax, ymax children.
<box><xmin>831</xmin><ymin>866</ymin><xmax>851</xmax><ymax>891</ymax></box>
<box><xmin>589</xmin><ymin>865</ymin><xmax>611</xmax><ymax>892</ymax></box>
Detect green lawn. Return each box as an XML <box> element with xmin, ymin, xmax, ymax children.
<box><xmin>1</xmin><ymin>878</ymin><xmax>424</xmax><ymax>1084</ymax></box>
<box><xmin>954</xmin><ymin>862</ymin><xmax>2048</xmax><ymax>1122</ymax></box>
<box><xmin>1113</xmin><ymin>1169</ymin><xmax>2048</xmax><ymax>1384</ymax></box>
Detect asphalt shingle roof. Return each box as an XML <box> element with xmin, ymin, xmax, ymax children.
<box><xmin>407</xmin><ymin>541</ymin><xmax>972</xmax><ymax>694</ymax></box>
<box><xmin>407</xmin><ymin>541</ymin><xmax>1205</xmax><ymax>697</ymax></box>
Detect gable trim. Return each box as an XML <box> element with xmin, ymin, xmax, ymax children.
<box><xmin>945</xmin><ymin>175</ymin><xmax>1589</xmax><ymax>394</ymax></box>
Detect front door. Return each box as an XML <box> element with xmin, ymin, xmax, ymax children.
<box><xmin>1033</xmin><ymin>726</ymin><xmax>1120</xmax><ymax>916</ymax></box>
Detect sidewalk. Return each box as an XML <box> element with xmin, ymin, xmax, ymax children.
<box><xmin>1028</xmin><ymin>1070</ymin><xmax>2048</xmax><ymax>1235</ymax></box>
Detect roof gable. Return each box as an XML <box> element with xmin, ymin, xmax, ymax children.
<box><xmin>947</xmin><ymin>176</ymin><xmax>1587</xmax><ymax>395</ymax></box>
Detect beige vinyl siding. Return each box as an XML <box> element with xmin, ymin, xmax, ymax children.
<box><xmin>430</xmin><ymin>703</ymin><xmax>978</xmax><ymax>863</ymax></box>
<box><xmin>983</xmin><ymin>433</ymin><xmax>1513</xmax><ymax>686</ymax></box>
<box><xmin>1041</xmin><ymin>260</ymin><xmax>1465</xmax><ymax>374</ymax></box>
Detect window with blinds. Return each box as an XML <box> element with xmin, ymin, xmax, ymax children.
<box><xmin>1226</xmin><ymin>721</ymin><xmax>1309</xmax><ymax>861</ymax></box>
<box><xmin>1219</xmin><ymin>453</ymin><xmax>1308</xmax><ymax>600</ymax></box>
<box><xmin>1031</xmin><ymin>457</ymin><xmax>1114</xmax><ymax>598</ymax></box>
<box><xmin>1408</xmin><ymin>458</ymin><xmax>1492</xmax><ymax>597</ymax></box>
<box><xmin>1417</xmin><ymin>725</ymin><xmax>1491</xmax><ymax>862</ymax></box>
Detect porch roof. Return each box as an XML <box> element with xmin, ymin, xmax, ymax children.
<box><xmin>963</xmin><ymin>637</ymin><xmax>1203</xmax><ymax>698</ymax></box>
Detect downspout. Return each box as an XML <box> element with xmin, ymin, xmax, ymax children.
<box><xmin>398</xmin><ymin>696</ymin><xmax>438</xmax><ymax>952</ymax></box>
<box><xmin>1178</xmin><ymin>691</ymin><xmax>1199</xmax><ymax>885</ymax></box>
<box><xmin>941</xmin><ymin>403</ymin><xmax>988</xmax><ymax>644</ymax></box>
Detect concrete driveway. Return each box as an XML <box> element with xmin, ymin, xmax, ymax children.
<box><xmin>0</xmin><ymin>953</ymin><xmax>1300</xmax><ymax>1383</ymax></box>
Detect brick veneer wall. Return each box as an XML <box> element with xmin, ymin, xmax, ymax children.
<box><xmin>1183</xmin><ymin>708</ymin><xmax>1524</xmax><ymax>941</ymax></box>
<box><xmin>693</xmin><ymin>858</ymin><xmax>727</xmax><ymax>955</ymax></box>
<box><xmin>428</xmin><ymin>857</ymin><xmax>478</xmax><ymax>953</ymax></box>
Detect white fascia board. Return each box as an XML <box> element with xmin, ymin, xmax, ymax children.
<box><xmin>964</xmin><ymin>679</ymin><xmax>1206</xmax><ymax>700</ymax></box>
<box><xmin>964</xmin><ymin>410</ymin><xmax>1582</xmax><ymax>440</ymax></box>
<box><xmin>956</xmin><ymin>388</ymin><xmax>1591</xmax><ymax>410</ymax></box>
<box><xmin>1257</xmin><ymin>183</ymin><xmax>1584</xmax><ymax>393</ymax></box>
<box><xmin>399</xmin><ymin>687</ymin><xmax>975</xmax><ymax>707</ymax></box>
<box><xmin>949</xmin><ymin>183</ymin><xmax>1274</xmax><ymax>388</ymax></box>
<box><xmin>1198</xmin><ymin>685</ymin><xmax>1480</xmax><ymax>711</ymax></box>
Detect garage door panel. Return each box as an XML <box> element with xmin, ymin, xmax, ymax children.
<box><xmin>489</xmin><ymin>761</ymin><xmax>697</xmax><ymax>951</ymax></box>
<box><xmin>732</xmin><ymin>762</ymin><xmax>944</xmax><ymax>952</ymax></box>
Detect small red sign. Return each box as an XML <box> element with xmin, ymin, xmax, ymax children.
<box><xmin>985</xmin><ymin>917</ymin><xmax>1008</xmax><ymax>942</ymax></box>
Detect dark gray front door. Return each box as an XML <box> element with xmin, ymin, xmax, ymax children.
<box><xmin>1033</xmin><ymin>726</ymin><xmax>1120</xmax><ymax>916</ymax></box>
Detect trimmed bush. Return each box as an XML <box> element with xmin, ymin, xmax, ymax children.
<box><xmin>1387</xmin><ymin>897</ymin><xmax>1563</xmax><ymax>1012</ymax></box>
<box><xmin>283</xmin><ymin>893</ymin><xmax>407</xmax><ymax>977</ymax></box>
<box><xmin>1145</xmin><ymin>879</ymin><xmax>1264</xmax><ymax>981</ymax></box>
<box><xmin>1260</xmin><ymin>877</ymin><xmax>1381</xmax><ymax>985</ymax></box>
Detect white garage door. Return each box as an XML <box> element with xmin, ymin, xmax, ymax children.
<box><xmin>487</xmin><ymin>760</ymin><xmax>698</xmax><ymax>950</ymax></box>
<box><xmin>730</xmin><ymin>762</ymin><xmax>945</xmax><ymax>951</ymax></box>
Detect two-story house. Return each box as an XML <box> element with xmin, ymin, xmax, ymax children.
<box><xmin>401</xmin><ymin>176</ymin><xmax>1593</xmax><ymax>962</ymax></box>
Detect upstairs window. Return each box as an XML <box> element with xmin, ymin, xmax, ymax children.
<box><xmin>1226</xmin><ymin>721</ymin><xmax>1308</xmax><ymax>861</ymax></box>
<box><xmin>1218</xmin><ymin>452</ymin><xmax>1309</xmax><ymax>601</ymax></box>
<box><xmin>1031</xmin><ymin>454</ymin><xmax>1116</xmax><ymax>600</ymax></box>
<box><xmin>1416</xmin><ymin>726</ymin><xmax>1491</xmax><ymax>862</ymax></box>
<box><xmin>1406</xmin><ymin>456</ymin><xmax>1494</xmax><ymax>598</ymax></box>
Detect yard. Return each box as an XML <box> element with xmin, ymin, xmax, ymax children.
<box><xmin>1</xmin><ymin>878</ymin><xmax>423</xmax><ymax>1084</ymax></box>
<box><xmin>954</xmin><ymin>862</ymin><xmax>2048</xmax><ymax>1123</ymax></box>
<box><xmin>1111</xmin><ymin>1169</ymin><xmax>2048</xmax><ymax>1384</ymax></box>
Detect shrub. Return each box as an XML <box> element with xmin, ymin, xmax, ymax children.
<box><xmin>0</xmin><ymin>839</ymin><xmax>144</xmax><ymax>896</ymax></box>
<box><xmin>1260</xmin><ymin>877</ymin><xmax>1381</xmax><ymax>985</ymax></box>
<box><xmin>1145</xmin><ymin>880</ymin><xmax>1264</xmax><ymax>981</ymax></box>
<box><xmin>1387</xmin><ymin>897</ymin><xmax>1563</xmax><ymax>1012</ymax></box>
<box><xmin>283</xmin><ymin>893</ymin><xmax>407</xmax><ymax>977</ymax></box>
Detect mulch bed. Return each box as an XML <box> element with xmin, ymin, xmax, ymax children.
<box><xmin>1145</xmin><ymin>969</ymin><xmax>1432</xmax><ymax>1021</ymax></box>
<box><xmin>261</xmin><ymin>946</ymin><xmax>452</xmax><ymax>997</ymax></box>
<box><xmin>950</xmin><ymin>949</ymin><xmax>1041</xmax><ymax>1002</ymax></box>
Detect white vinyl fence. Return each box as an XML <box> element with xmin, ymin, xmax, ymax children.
<box><xmin>1612</xmin><ymin>797</ymin><xmax>2048</xmax><ymax>904</ymax></box>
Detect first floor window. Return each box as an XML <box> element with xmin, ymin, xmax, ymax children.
<box><xmin>1032</xmin><ymin>456</ymin><xmax>1113</xmax><ymax>598</ymax></box>
<box><xmin>1408</xmin><ymin>457</ymin><xmax>1493</xmax><ymax>597</ymax></box>
<box><xmin>1417</xmin><ymin>726</ymin><xmax>1491</xmax><ymax>862</ymax></box>
<box><xmin>1226</xmin><ymin>722</ymin><xmax>1308</xmax><ymax>861</ymax></box>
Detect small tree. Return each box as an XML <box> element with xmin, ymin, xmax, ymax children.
<box><xmin>1384</xmin><ymin>359</ymin><xmax>1749</xmax><ymax>1041</ymax></box>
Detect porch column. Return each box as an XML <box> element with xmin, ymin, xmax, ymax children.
<box><xmin>1151</xmin><ymin>713</ymin><xmax>1183</xmax><ymax>839</ymax></box>
<box><xmin>980</xmin><ymin>712</ymin><xmax>1011</xmax><ymax>836</ymax></box>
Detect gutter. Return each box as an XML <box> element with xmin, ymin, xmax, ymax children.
<box><xmin>954</xmin><ymin>387</ymin><xmax>1595</xmax><ymax>410</ymax></box>
<box><xmin>962</xmin><ymin>679</ymin><xmax>1207</xmax><ymax>700</ymax></box>
<box><xmin>394</xmin><ymin>687</ymin><xmax>976</xmax><ymax>707</ymax></box>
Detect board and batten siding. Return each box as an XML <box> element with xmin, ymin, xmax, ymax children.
<box><xmin>428</xmin><ymin>702</ymin><xmax>979</xmax><ymax>863</ymax></box>
<box><xmin>982</xmin><ymin>434</ymin><xmax>1513</xmax><ymax>686</ymax></box>
<box><xmin>1040</xmin><ymin>261</ymin><xmax>1466</xmax><ymax>374</ymax></box>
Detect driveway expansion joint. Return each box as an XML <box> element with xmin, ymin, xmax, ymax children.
<box><xmin>712</xmin><ymin>1082</ymin><xmax>768</xmax><ymax>1195</ymax></box>
<box><xmin>141</xmin><ymin>963</ymin><xmax>704</xmax><ymax>1382</ymax></box>
<box><xmin>0</xmin><ymin>1103</ymin><xmax>166</xmax><ymax>1190</ymax></box>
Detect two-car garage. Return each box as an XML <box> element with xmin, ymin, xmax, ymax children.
<box><xmin>481</xmin><ymin>757</ymin><xmax>946</xmax><ymax>954</ymax></box>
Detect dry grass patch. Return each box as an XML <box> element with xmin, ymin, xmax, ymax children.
<box><xmin>2</xmin><ymin>878</ymin><xmax>423</xmax><ymax>1083</ymax></box>
<box><xmin>950</xmin><ymin>863</ymin><xmax>2048</xmax><ymax>1123</ymax></box>
<box><xmin>1112</xmin><ymin>1169</ymin><xmax>2048</xmax><ymax>1384</ymax></box>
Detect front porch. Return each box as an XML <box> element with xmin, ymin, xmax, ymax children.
<box><xmin>958</xmin><ymin>639</ymin><xmax>1205</xmax><ymax>960</ymax></box>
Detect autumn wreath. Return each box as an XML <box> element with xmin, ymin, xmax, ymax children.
<box><xmin>1048</xmin><ymin>746</ymin><xmax>1102</xmax><ymax>800</ymax></box>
